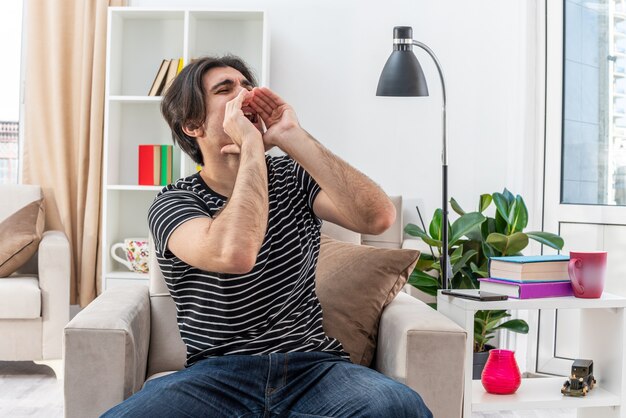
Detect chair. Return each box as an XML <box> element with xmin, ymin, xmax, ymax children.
<box><xmin>0</xmin><ymin>184</ymin><xmax>70</xmax><ymax>378</ymax></box>
<box><xmin>64</xmin><ymin>197</ymin><xmax>467</xmax><ymax>417</ymax></box>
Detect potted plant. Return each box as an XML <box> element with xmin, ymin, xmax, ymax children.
<box><xmin>472</xmin><ymin>310</ymin><xmax>528</xmax><ymax>379</ymax></box>
<box><xmin>405</xmin><ymin>189</ymin><xmax>564</xmax><ymax>377</ymax></box>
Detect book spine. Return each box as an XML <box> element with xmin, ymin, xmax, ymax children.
<box><xmin>148</xmin><ymin>59</ymin><xmax>169</xmax><ymax>96</ymax></box>
<box><xmin>167</xmin><ymin>145</ymin><xmax>173</xmax><ymax>183</ymax></box>
<box><xmin>479</xmin><ymin>278</ymin><xmax>574</xmax><ymax>299</ymax></box>
<box><xmin>519</xmin><ymin>282</ymin><xmax>574</xmax><ymax>299</ymax></box>
<box><xmin>176</xmin><ymin>58</ymin><xmax>183</xmax><ymax>74</ymax></box>
<box><xmin>153</xmin><ymin>145</ymin><xmax>161</xmax><ymax>186</ymax></box>
<box><xmin>160</xmin><ymin>145</ymin><xmax>173</xmax><ymax>185</ymax></box>
<box><xmin>490</xmin><ymin>271</ymin><xmax>570</xmax><ymax>282</ymax></box>
<box><xmin>138</xmin><ymin>145</ymin><xmax>154</xmax><ymax>185</ymax></box>
<box><xmin>160</xmin><ymin>145</ymin><xmax>167</xmax><ymax>185</ymax></box>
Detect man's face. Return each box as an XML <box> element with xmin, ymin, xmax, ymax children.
<box><xmin>202</xmin><ymin>66</ymin><xmax>263</xmax><ymax>146</ymax></box>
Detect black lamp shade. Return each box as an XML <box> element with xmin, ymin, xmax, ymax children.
<box><xmin>376</xmin><ymin>27</ymin><xmax>429</xmax><ymax>97</ymax></box>
<box><xmin>376</xmin><ymin>50</ymin><xmax>429</xmax><ymax>97</ymax></box>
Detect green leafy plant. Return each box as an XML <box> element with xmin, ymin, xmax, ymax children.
<box><xmin>474</xmin><ymin>310</ymin><xmax>529</xmax><ymax>353</ymax></box>
<box><xmin>405</xmin><ymin>188</ymin><xmax>564</xmax><ymax>352</ymax></box>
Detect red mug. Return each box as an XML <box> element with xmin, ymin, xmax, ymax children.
<box><xmin>568</xmin><ymin>251</ymin><xmax>607</xmax><ymax>298</ymax></box>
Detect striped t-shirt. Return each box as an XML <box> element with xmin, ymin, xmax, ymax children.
<box><xmin>148</xmin><ymin>155</ymin><xmax>346</xmax><ymax>366</ymax></box>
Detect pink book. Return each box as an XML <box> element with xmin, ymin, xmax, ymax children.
<box><xmin>478</xmin><ymin>277</ymin><xmax>574</xmax><ymax>299</ymax></box>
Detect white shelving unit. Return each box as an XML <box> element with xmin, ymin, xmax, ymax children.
<box><xmin>101</xmin><ymin>7</ymin><xmax>268</xmax><ymax>290</ymax></box>
<box><xmin>437</xmin><ymin>291</ymin><xmax>626</xmax><ymax>417</ymax></box>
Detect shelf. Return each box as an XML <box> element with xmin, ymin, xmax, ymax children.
<box><xmin>109</xmin><ymin>96</ymin><xmax>162</xmax><ymax>103</ymax></box>
<box><xmin>107</xmin><ymin>185</ymin><xmax>165</xmax><ymax>191</ymax></box>
<box><xmin>472</xmin><ymin>377</ymin><xmax>620</xmax><ymax>411</ymax></box>
<box><xmin>105</xmin><ymin>271</ymin><xmax>149</xmax><ymax>280</ymax></box>
<box><xmin>103</xmin><ymin>8</ymin><xmax>267</xmax><ymax>291</ymax></box>
<box><xmin>437</xmin><ymin>292</ymin><xmax>626</xmax><ymax>310</ymax></box>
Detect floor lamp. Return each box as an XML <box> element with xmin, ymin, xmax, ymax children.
<box><xmin>376</xmin><ymin>26</ymin><xmax>452</xmax><ymax>289</ymax></box>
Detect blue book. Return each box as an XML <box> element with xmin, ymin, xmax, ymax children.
<box><xmin>489</xmin><ymin>255</ymin><xmax>569</xmax><ymax>263</ymax></box>
<box><xmin>489</xmin><ymin>255</ymin><xmax>570</xmax><ymax>282</ymax></box>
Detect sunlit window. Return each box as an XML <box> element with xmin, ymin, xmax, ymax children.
<box><xmin>0</xmin><ymin>1</ymin><xmax>23</xmax><ymax>184</ymax></box>
<box><xmin>562</xmin><ymin>0</ymin><xmax>626</xmax><ymax>205</ymax></box>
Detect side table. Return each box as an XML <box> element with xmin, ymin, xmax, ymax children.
<box><xmin>437</xmin><ymin>290</ymin><xmax>626</xmax><ymax>417</ymax></box>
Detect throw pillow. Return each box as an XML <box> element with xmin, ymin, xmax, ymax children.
<box><xmin>315</xmin><ymin>234</ymin><xmax>420</xmax><ymax>366</ymax></box>
<box><xmin>0</xmin><ymin>199</ymin><xmax>45</xmax><ymax>277</ymax></box>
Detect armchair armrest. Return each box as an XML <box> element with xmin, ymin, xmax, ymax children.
<box><xmin>375</xmin><ymin>292</ymin><xmax>466</xmax><ymax>418</ymax></box>
<box><xmin>38</xmin><ymin>230</ymin><xmax>70</xmax><ymax>359</ymax></box>
<box><xmin>64</xmin><ymin>286</ymin><xmax>151</xmax><ymax>418</ymax></box>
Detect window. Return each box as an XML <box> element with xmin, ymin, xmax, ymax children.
<box><xmin>562</xmin><ymin>0</ymin><xmax>626</xmax><ymax>205</ymax></box>
<box><xmin>0</xmin><ymin>1</ymin><xmax>23</xmax><ymax>184</ymax></box>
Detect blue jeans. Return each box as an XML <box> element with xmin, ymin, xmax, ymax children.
<box><xmin>102</xmin><ymin>352</ymin><xmax>432</xmax><ymax>417</ymax></box>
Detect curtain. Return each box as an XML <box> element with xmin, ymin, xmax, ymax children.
<box><xmin>23</xmin><ymin>0</ymin><xmax>126</xmax><ymax>307</ymax></box>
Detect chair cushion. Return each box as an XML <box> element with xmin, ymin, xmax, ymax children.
<box><xmin>0</xmin><ymin>199</ymin><xmax>45</xmax><ymax>278</ymax></box>
<box><xmin>0</xmin><ymin>276</ymin><xmax>41</xmax><ymax>318</ymax></box>
<box><xmin>315</xmin><ymin>235</ymin><xmax>420</xmax><ymax>367</ymax></box>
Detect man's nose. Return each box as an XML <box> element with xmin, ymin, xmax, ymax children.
<box><xmin>237</xmin><ymin>86</ymin><xmax>249</xmax><ymax>94</ymax></box>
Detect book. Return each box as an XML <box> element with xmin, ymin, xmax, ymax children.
<box><xmin>478</xmin><ymin>277</ymin><xmax>574</xmax><ymax>299</ymax></box>
<box><xmin>162</xmin><ymin>59</ymin><xmax>180</xmax><ymax>94</ymax></box>
<box><xmin>148</xmin><ymin>59</ymin><xmax>170</xmax><ymax>96</ymax></box>
<box><xmin>489</xmin><ymin>255</ymin><xmax>570</xmax><ymax>282</ymax></box>
<box><xmin>160</xmin><ymin>145</ymin><xmax>173</xmax><ymax>185</ymax></box>
<box><xmin>176</xmin><ymin>58</ymin><xmax>184</xmax><ymax>74</ymax></box>
<box><xmin>152</xmin><ymin>145</ymin><xmax>161</xmax><ymax>185</ymax></box>
<box><xmin>138</xmin><ymin>145</ymin><xmax>155</xmax><ymax>185</ymax></box>
<box><xmin>138</xmin><ymin>145</ymin><xmax>162</xmax><ymax>185</ymax></box>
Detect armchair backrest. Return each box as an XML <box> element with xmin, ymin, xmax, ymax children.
<box><xmin>146</xmin><ymin>196</ymin><xmax>403</xmax><ymax>377</ymax></box>
<box><xmin>0</xmin><ymin>184</ymin><xmax>41</xmax><ymax>222</ymax></box>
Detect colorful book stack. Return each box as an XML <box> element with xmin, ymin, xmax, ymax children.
<box><xmin>138</xmin><ymin>145</ymin><xmax>173</xmax><ymax>186</ymax></box>
<box><xmin>479</xmin><ymin>255</ymin><xmax>573</xmax><ymax>299</ymax></box>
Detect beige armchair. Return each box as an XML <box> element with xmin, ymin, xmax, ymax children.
<box><xmin>64</xmin><ymin>197</ymin><xmax>466</xmax><ymax>417</ymax></box>
<box><xmin>0</xmin><ymin>184</ymin><xmax>70</xmax><ymax>378</ymax></box>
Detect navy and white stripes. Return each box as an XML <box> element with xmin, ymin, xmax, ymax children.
<box><xmin>148</xmin><ymin>155</ymin><xmax>346</xmax><ymax>367</ymax></box>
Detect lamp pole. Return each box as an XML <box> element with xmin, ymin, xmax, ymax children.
<box><xmin>409</xmin><ymin>40</ymin><xmax>450</xmax><ymax>289</ymax></box>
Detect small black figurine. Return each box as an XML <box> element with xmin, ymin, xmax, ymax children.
<box><xmin>561</xmin><ymin>359</ymin><xmax>596</xmax><ymax>397</ymax></box>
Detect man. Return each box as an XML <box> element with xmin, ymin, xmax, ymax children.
<box><xmin>103</xmin><ymin>56</ymin><xmax>432</xmax><ymax>417</ymax></box>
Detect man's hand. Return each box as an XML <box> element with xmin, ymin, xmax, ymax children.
<box><xmin>222</xmin><ymin>88</ymin><xmax>263</xmax><ymax>154</ymax></box>
<box><xmin>249</xmin><ymin>87</ymin><xmax>396</xmax><ymax>236</ymax></box>
<box><xmin>249</xmin><ymin>87</ymin><xmax>301</xmax><ymax>149</ymax></box>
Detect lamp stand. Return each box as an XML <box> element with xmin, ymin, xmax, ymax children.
<box><xmin>411</xmin><ymin>40</ymin><xmax>451</xmax><ymax>289</ymax></box>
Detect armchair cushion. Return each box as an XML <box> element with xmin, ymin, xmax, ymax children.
<box><xmin>315</xmin><ymin>235</ymin><xmax>420</xmax><ymax>366</ymax></box>
<box><xmin>0</xmin><ymin>276</ymin><xmax>41</xmax><ymax>319</ymax></box>
<box><xmin>0</xmin><ymin>198</ymin><xmax>44</xmax><ymax>278</ymax></box>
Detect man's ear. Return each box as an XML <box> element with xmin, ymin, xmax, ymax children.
<box><xmin>182</xmin><ymin>123</ymin><xmax>204</xmax><ymax>138</ymax></box>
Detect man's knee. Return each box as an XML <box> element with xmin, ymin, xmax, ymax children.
<box><xmin>364</xmin><ymin>380</ymin><xmax>433</xmax><ymax>418</ymax></box>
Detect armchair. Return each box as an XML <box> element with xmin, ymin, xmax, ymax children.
<box><xmin>64</xmin><ymin>196</ymin><xmax>466</xmax><ymax>417</ymax></box>
<box><xmin>0</xmin><ymin>184</ymin><xmax>70</xmax><ymax>378</ymax></box>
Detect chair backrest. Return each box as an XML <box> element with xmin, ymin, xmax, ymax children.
<box><xmin>146</xmin><ymin>196</ymin><xmax>403</xmax><ymax>377</ymax></box>
<box><xmin>0</xmin><ymin>184</ymin><xmax>42</xmax><ymax>222</ymax></box>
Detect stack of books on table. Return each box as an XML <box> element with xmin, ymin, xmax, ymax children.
<box><xmin>478</xmin><ymin>255</ymin><xmax>573</xmax><ymax>299</ymax></box>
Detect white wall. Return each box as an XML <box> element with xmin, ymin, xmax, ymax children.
<box><xmin>131</xmin><ymin>0</ymin><xmax>543</xmax><ymax>229</ymax></box>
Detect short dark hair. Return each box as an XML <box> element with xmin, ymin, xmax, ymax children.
<box><xmin>160</xmin><ymin>55</ymin><xmax>258</xmax><ymax>166</ymax></box>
